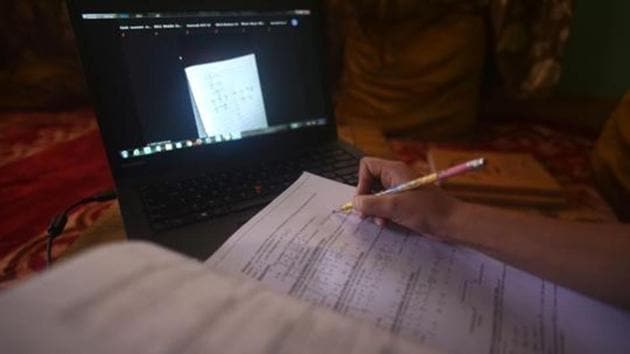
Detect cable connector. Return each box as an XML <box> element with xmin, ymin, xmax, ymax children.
<box><xmin>47</xmin><ymin>213</ymin><xmax>68</xmax><ymax>240</ymax></box>
<box><xmin>46</xmin><ymin>189</ymin><xmax>117</xmax><ymax>267</ymax></box>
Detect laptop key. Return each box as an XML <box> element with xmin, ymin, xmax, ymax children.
<box><xmin>140</xmin><ymin>146</ymin><xmax>359</xmax><ymax>231</ymax></box>
<box><xmin>345</xmin><ymin>176</ymin><xmax>359</xmax><ymax>186</ymax></box>
<box><xmin>335</xmin><ymin>166</ymin><xmax>358</xmax><ymax>176</ymax></box>
<box><xmin>333</xmin><ymin>160</ymin><xmax>356</xmax><ymax>169</ymax></box>
<box><xmin>229</xmin><ymin>196</ymin><xmax>274</xmax><ymax>213</ymax></box>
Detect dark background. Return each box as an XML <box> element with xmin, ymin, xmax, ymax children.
<box><xmin>87</xmin><ymin>15</ymin><xmax>326</xmax><ymax>149</ymax></box>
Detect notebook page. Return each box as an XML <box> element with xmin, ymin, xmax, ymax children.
<box><xmin>0</xmin><ymin>242</ymin><xmax>435</xmax><ymax>354</ymax></box>
<box><xmin>208</xmin><ymin>172</ymin><xmax>630</xmax><ymax>354</ymax></box>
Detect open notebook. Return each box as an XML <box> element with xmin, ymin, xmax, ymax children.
<box><xmin>0</xmin><ymin>242</ymin><xmax>432</xmax><ymax>354</ymax></box>
<box><xmin>1</xmin><ymin>174</ymin><xmax>628</xmax><ymax>353</ymax></box>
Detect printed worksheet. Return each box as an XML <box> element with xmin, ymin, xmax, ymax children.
<box><xmin>185</xmin><ymin>54</ymin><xmax>268</xmax><ymax>139</ymax></box>
<box><xmin>207</xmin><ymin>173</ymin><xmax>630</xmax><ymax>354</ymax></box>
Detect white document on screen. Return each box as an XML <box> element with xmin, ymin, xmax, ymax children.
<box><xmin>207</xmin><ymin>172</ymin><xmax>630</xmax><ymax>354</ymax></box>
<box><xmin>185</xmin><ymin>53</ymin><xmax>268</xmax><ymax>139</ymax></box>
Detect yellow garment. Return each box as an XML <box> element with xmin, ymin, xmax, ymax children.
<box><xmin>592</xmin><ymin>92</ymin><xmax>630</xmax><ymax>221</ymax></box>
<box><xmin>335</xmin><ymin>11</ymin><xmax>485</xmax><ymax>140</ymax></box>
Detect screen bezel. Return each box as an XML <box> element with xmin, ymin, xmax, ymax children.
<box><xmin>66</xmin><ymin>0</ymin><xmax>337</xmax><ymax>179</ymax></box>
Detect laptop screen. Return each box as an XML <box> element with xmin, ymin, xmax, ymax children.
<box><xmin>79</xmin><ymin>9</ymin><xmax>329</xmax><ymax>161</ymax></box>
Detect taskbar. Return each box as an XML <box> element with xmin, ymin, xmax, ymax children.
<box><xmin>119</xmin><ymin>117</ymin><xmax>327</xmax><ymax>160</ymax></box>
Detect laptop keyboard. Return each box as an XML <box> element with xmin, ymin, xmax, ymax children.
<box><xmin>138</xmin><ymin>146</ymin><xmax>359</xmax><ymax>231</ymax></box>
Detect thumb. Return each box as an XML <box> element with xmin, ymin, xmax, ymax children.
<box><xmin>353</xmin><ymin>194</ymin><xmax>394</xmax><ymax>219</ymax></box>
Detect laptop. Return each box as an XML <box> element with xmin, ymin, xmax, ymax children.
<box><xmin>66</xmin><ymin>0</ymin><xmax>361</xmax><ymax>260</ymax></box>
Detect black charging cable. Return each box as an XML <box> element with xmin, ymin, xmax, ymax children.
<box><xmin>46</xmin><ymin>190</ymin><xmax>118</xmax><ymax>267</ymax></box>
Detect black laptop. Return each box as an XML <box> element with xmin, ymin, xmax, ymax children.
<box><xmin>66</xmin><ymin>0</ymin><xmax>361</xmax><ymax>259</ymax></box>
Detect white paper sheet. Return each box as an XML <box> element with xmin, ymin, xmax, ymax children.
<box><xmin>207</xmin><ymin>172</ymin><xmax>630</xmax><ymax>354</ymax></box>
<box><xmin>0</xmin><ymin>242</ymin><xmax>435</xmax><ymax>354</ymax></box>
<box><xmin>185</xmin><ymin>54</ymin><xmax>268</xmax><ymax>139</ymax></box>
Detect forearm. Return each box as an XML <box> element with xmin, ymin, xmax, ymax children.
<box><xmin>440</xmin><ymin>201</ymin><xmax>630</xmax><ymax>309</ymax></box>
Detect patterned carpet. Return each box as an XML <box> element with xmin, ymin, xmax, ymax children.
<box><xmin>0</xmin><ymin>109</ymin><xmax>616</xmax><ymax>289</ymax></box>
<box><xmin>0</xmin><ymin>109</ymin><xmax>114</xmax><ymax>288</ymax></box>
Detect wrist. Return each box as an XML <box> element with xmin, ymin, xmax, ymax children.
<box><xmin>439</xmin><ymin>199</ymin><xmax>500</xmax><ymax>250</ymax></box>
<box><xmin>440</xmin><ymin>199</ymin><xmax>468</xmax><ymax>242</ymax></box>
<box><xmin>425</xmin><ymin>194</ymin><xmax>465</xmax><ymax>241</ymax></box>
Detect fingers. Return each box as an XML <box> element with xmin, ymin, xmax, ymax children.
<box><xmin>352</xmin><ymin>192</ymin><xmax>425</xmax><ymax>232</ymax></box>
<box><xmin>356</xmin><ymin>157</ymin><xmax>411</xmax><ymax>195</ymax></box>
<box><xmin>357</xmin><ymin>157</ymin><xmax>381</xmax><ymax>195</ymax></box>
<box><xmin>353</xmin><ymin>158</ymin><xmax>426</xmax><ymax>230</ymax></box>
<box><xmin>353</xmin><ymin>194</ymin><xmax>406</xmax><ymax>224</ymax></box>
<box><xmin>353</xmin><ymin>187</ymin><xmax>460</xmax><ymax>237</ymax></box>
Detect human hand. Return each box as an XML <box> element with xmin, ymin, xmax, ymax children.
<box><xmin>352</xmin><ymin>157</ymin><xmax>460</xmax><ymax>238</ymax></box>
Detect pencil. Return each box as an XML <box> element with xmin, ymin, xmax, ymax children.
<box><xmin>335</xmin><ymin>158</ymin><xmax>485</xmax><ymax>213</ymax></box>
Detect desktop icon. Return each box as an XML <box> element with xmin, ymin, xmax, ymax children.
<box><xmin>165</xmin><ymin>143</ymin><xmax>173</xmax><ymax>151</ymax></box>
<box><xmin>133</xmin><ymin>149</ymin><xmax>140</xmax><ymax>156</ymax></box>
<box><xmin>175</xmin><ymin>142</ymin><xmax>183</xmax><ymax>149</ymax></box>
<box><xmin>120</xmin><ymin>150</ymin><xmax>129</xmax><ymax>159</ymax></box>
<box><xmin>143</xmin><ymin>147</ymin><xmax>152</xmax><ymax>154</ymax></box>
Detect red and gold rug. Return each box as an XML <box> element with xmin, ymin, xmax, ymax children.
<box><xmin>0</xmin><ymin>109</ymin><xmax>114</xmax><ymax>288</ymax></box>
